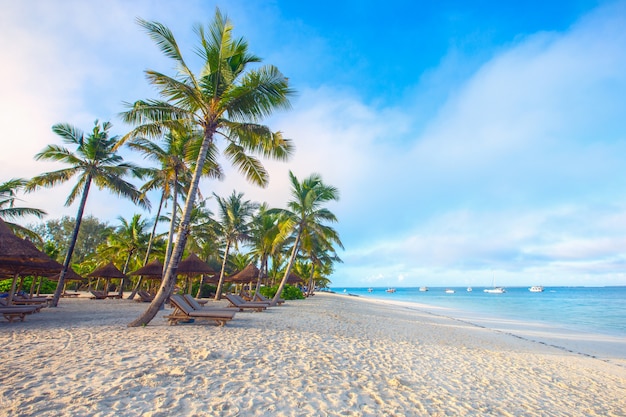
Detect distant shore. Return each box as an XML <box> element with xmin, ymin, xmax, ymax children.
<box><xmin>2</xmin><ymin>292</ymin><xmax>625</xmax><ymax>416</ymax></box>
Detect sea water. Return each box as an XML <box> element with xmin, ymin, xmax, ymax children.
<box><xmin>334</xmin><ymin>286</ymin><xmax>626</xmax><ymax>338</ymax></box>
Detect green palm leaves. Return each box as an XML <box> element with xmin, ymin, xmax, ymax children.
<box><xmin>126</xmin><ymin>8</ymin><xmax>294</xmax><ymax>326</ymax></box>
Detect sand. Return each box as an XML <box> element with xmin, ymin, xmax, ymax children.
<box><xmin>1</xmin><ymin>292</ymin><xmax>625</xmax><ymax>417</ymax></box>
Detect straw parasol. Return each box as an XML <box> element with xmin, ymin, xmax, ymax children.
<box><xmin>176</xmin><ymin>253</ymin><xmax>217</xmax><ymax>275</ymax></box>
<box><xmin>176</xmin><ymin>253</ymin><xmax>218</xmax><ymax>294</ymax></box>
<box><xmin>286</xmin><ymin>272</ymin><xmax>305</xmax><ymax>285</ymax></box>
<box><xmin>227</xmin><ymin>263</ymin><xmax>260</xmax><ymax>284</ymax></box>
<box><xmin>0</xmin><ymin>217</ymin><xmax>63</xmax><ymax>304</ymax></box>
<box><xmin>128</xmin><ymin>259</ymin><xmax>164</xmax><ymax>294</ymax></box>
<box><xmin>87</xmin><ymin>262</ymin><xmax>126</xmax><ymax>296</ymax></box>
<box><xmin>129</xmin><ymin>259</ymin><xmax>164</xmax><ymax>279</ymax></box>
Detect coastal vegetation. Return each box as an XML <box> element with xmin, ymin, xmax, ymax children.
<box><xmin>0</xmin><ymin>8</ymin><xmax>342</xmax><ymax>324</ymax></box>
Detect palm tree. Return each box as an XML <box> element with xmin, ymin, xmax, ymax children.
<box><xmin>127</xmin><ymin>126</ymin><xmax>222</xmax><ymax>270</ymax></box>
<box><xmin>98</xmin><ymin>214</ymin><xmax>150</xmax><ymax>297</ymax></box>
<box><xmin>269</xmin><ymin>171</ymin><xmax>342</xmax><ymax>305</ymax></box>
<box><xmin>122</xmin><ymin>9</ymin><xmax>294</xmax><ymax>326</ymax></box>
<box><xmin>26</xmin><ymin>120</ymin><xmax>149</xmax><ymax>307</ymax></box>
<box><xmin>248</xmin><ymin>203</ymin><xmax>281</xmax><ymax>295</ymax></box>
<box><xmin>0</xmin><ymin>178</ymin><xmax>46</xmax><ymax>240</ymax></box>
<box><xmin>213</xmin><ymin>191</ymin><xmax>258</xmax><ymax>300</ymax></box>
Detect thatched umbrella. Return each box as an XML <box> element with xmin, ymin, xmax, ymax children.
<box><xmin>227</xmin><ymin>263</ymin><xmax>259</xmax><ymax>283</ymax></box>
<box><xmin>87</xmin><ymin>262</ymin><xmax>126</xmax><ymax>297</ymax></box>
<box><xmin>177</xmin><ymin>253</ymin><xmax>217</xmax><ymax>295</ymax></box>
<box><xmin>128</xmin><ymin>259</ymin><xmax>164</xmax><ymax>294</ymax></box>
<box><xmin>0</xmin><ymin>218</ymin><xmax>62</xmax><ymax>304</ymax></box>
<box><xmin>129</xmin><ymin>259</ymin><xmax>164</xmax><ymax>279</ymax></box>
<box><xmin>286</xmin><ymin>272</ymin><xmax>305</xmax><ymax>285</ymax></box>
<box><xmin>33</xmin><ymin>263</ymin><xmax>83</xmax><ymax>296</ymax></box>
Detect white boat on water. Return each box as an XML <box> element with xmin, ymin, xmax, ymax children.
<box><xmin>466</xmin><ymin>287</ymin><xmax>473</xmax><ymax>292</ymax></box>
<box><xmin>419</xmin><ymin>286</ymin><xmax>428</xmax><ymax>292</ymax></box>
<box><xmin>529</xmin><ymin>286</ymin><xmax>544</xmax><ymax>292</ymax></box>
<box><xmin>386</xmin><ymin>288</ymin><xmax>396</xmax><ymax>293</ymax></box>
<box><xmin>367</xmin><ymin>288</ymin><xmax>373</xmax><ymax>293</ymax></box>
<box><xmin>484</xmin><ymin>274</ymin><xmax>505</xmax><ymax>293</ymax></box>
<box><xmin>445</xmin><ymin>289</ymin><xmax>455</xmax><ymax>294</ymax></box>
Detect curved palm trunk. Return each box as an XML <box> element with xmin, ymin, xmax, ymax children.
<box><xmin>51</xmin><ymin>177</ymin><xmax>92</xmax><ymax>307</ymax></box>
<box><xmin>253</xmin><ymin>255</ymin><xmax>268</xmax><ymax>298</ymax></box>
<box><xmin>271</xmin><ymin>232</ymin><xmax>301</xmax><ymax>306</ymax></box>
<box><xmin>164</xmin><ymin>174</ymin><xmax>179</xmax><ymax>269</ymax></box>
<box><xmin>214</xmin><ymin>240</ymin><xmax>231</xmax><ymax>300</ymax></box>
<box><xmin>128</xmin><ymin>130</ymin><xmax>214</xmax><ymax>327</ymax></box>
<box><xmin>307</xmin><ymin>265</ymin><xmax>316</xmax><ymax>297</ymax></box>
<box><xmin>118</xmin><ymin>250</ymin><xmax>133</xmax><ymax>298</ymax></box>
<box><xmin>128</xmin><ymin>190</ymin><xmax>166</xmax><ymax>299</ymax></box>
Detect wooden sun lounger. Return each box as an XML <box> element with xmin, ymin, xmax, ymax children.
<box><xmin>165</xmin><ymin>295</ymin><xmax>236</xmax><ymax>326</ymax></box>
<box><xmin>183</xmin><ymin>294</ymin><xmax>238</xmax><ymax>313</ymax></box>
<box><xmin>11</xmin><ymin>297</ymin><xmax>50</xmax><ymax>308</ymax></box>
<box><xmin>135</xmin><ymin>290</ymin><xmax>155</xmax><ymax>302</ymax></box>
<box><xmin>1</xmin><ymin>305</ymin><xmax>40</xmax><ymax>322</ymax></box>
<box><xmin>224</xmin><ymin>294</ymin><xmax>269</xmax><ymax>312</ymax></box>
<box><xmin>90</xmin><ymin>290</ymin><xmax>108</xmax><ymax>299</ymax></box>
<box><xmin>254</xmin><ymin>293</ymin><xmax>285</xmax><ymax>305</ymax></box>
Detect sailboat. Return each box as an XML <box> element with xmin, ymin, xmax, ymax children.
<box><xmin>484</xmin><ymin>274</ymin><xmax>505</xmax><ymax>294</ymax></box>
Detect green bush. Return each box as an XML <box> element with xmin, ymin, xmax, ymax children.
<box><xmin>259</xmin><ymin>284</ymin><xmax>305</xmax><ymax>300</ymax></box>
<box><xmin>0</xmin><ymin>277</ymin><xmax>58</xmax><ymax>294</ymax></box>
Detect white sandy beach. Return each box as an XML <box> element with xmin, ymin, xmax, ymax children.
<box><xmin>1</xmin><ymin>292</ymin><xmax>625</xmax><ymax>417</ymax></box>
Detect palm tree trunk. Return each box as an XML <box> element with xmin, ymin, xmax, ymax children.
<box><xmin>128</xmin><ymin>190</ymin><xmax>166</xmax><ymax>299</ymax></box>
<box><xmin>164</xmin><ymin>174</ymin><xmax>179</xmax><ymax>269</ymax></box>
<box><xmin>118</xmin><ymin>251</ymin><xmax>132</xmax><ymax>298</ymax></box>
<box><xmin>128</xmin><ymin>129</ymin><xmax>215</xmax><ymax>327</ymax></box>
<box><xmin>307</xmin><ymin>265</ymin><xmax>316</xmax><ymax>297</ymax></box>
<box><xmin>51</xmin><ymin>177</ymin><xmax>92</xmax><ymax>307</ymax></box>
<box><xmin>271</xmin><ymin>231</ymin><xmax>301</xmax><ymax>306</ymax></box>
<box><xmin>214</xmin><ymin>240</ymin><xmax>231</xmax><ymax>300</ymax></box>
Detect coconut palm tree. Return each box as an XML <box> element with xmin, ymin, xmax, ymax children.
<box><xmin>98</xmin><ymin>214</ymin><xmax>150</xmax><ymax>297</ymax></box>
<box><xmin>302</xmin><ymin>237</ymin><xmax>342</xmax><ymax>296</ymax></box>
<box><xmin>127</xmin><ymin>125</ymin><xmax>222</xmax><ymax>270</ymax></box>
<box><xmin>248</xmin><ymin>203</ymin><xmax>281</xmax><ymax>294</ymax></box>
<box><xmin>26</xmin><ymin>120</ymin><xmax>149</xmax><ymax>307</ymax></box>
<box><xmin>0</xmin><ymin>178</ymin><xmax>46</xmax><ymax>241</ymax></box>
<box><xmin>122</xmin><ymin>9</ymin><xmax>294</xmax><ymax>326</ymax></box>
<box><xmin>269</xmin><ymin>171</ymin><xmax>342</xmax><ymax>306</ymax></box>
<box><xmin>213</xmin><ymin>191</ymin><xmax>258</xmax><ymax>300</ymax></box>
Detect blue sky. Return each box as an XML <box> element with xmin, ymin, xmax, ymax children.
<box><xmin>2</xmin><ymin>0</ymin><xmax>626</xmax><ymax>288</ymax></box>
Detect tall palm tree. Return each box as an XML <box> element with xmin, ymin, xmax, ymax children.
<box><xmin>213</xmin><ymin>191</ymin><xmax>258</xmax><ymax>300</ymax></box>
<box><xmin>302</xmin><ymin>235</ymin><xmax>342</xmax><ymax>296</ymax></box>
<box><xmin>98</xmin><ymin>214</ymin><xmax>150</xmax><ymax>297</ymax></box>
<box><xmin>248</xmin><ymin>203</ymin><xmax>281</xmax><ymax>294</ymax></box>
<box><xmin>269</xmin><ymin>171</ymin><xmax>342</xmax><ymax>305</ymax></box>
<box><xmin>26</xmin><ymin>120</ymin><xmax>149</xmax><ymax>307</ymax></box>
<box><xmin>127</xmin><ymin>126</ymin><xmax>223</xmax><ymax>270</ymax></box>
<box><xmin>0</xmin><ymin>178</ymin><xmax>46</xmax><ymax>241</ymax></box>
<box><xmin>122</xmin><ymin>9</ymin><xmax>294</xmax><ymax>326</ymax></box>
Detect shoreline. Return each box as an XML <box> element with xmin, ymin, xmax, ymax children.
<box><xmin>334</xmin><ymin>292</ymin><xmax>626</xmax><ymax>366</ymax></box>
<box><xmin>2</xmin><ymin>292</ymin><xmax>626</xmax><ymax>416</ymax></box>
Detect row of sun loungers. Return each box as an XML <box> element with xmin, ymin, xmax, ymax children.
<box><xmin>164</xmin><ymin>293</ymin><xmax>284</xmax><ymax>326</ymax></box>
<box><xmin>0</xmin><ymin>296</ymin><xmax>49</xmax><ymax>322</ymax></box>
<box><xmin>166</xmin><ymin>294</ymin><xmax>237</xmax><ymax>326</ymax></box>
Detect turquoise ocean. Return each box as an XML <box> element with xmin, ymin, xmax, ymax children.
<box><xmin>331</xmin><ymin>286</ymin><xmax>626</xmax><ymax>338</ymax></box>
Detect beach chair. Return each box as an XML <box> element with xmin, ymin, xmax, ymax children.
<box><xmin>224</xmin><ymin>294</ymin><xmax>269</xmax><ymax>312</ymax></box>
<box><xmin>11</xmin><ymin>296</ymin><xmax>50</xmax><ymax>308</ymax></box>
<box><xmin>165</xmin><ymin>294</ymin><xmax>236</xmax><ymax>326</ymax></box>
<box><xmin>254</xmin><ymin>292</ymin><xmax>285</xmax><ymax>305</ymax></box>
<box><xmin>135</xmin><ymin>290</ymin><xmax>155</xmax><ymax>302</ymax></box>
<box><xmin>0</xmin><ymin>305</ymin><xmax>40</xmax><ymax>322</ymax></box>
<box><xmin>182</xmin><ymin>294</ymin><xmax>236</xmax><ymax>313</ymax></box>
<box><xmin>89</xmin><ymin>290</ymin><xmax>107</xmax><ymax>299</ymax></box>
<box><xmin>0</xmin><ymin>297</ymin><xmax>44</xmax><ymax>312</ymax></box>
